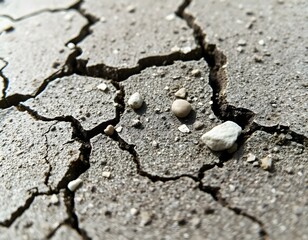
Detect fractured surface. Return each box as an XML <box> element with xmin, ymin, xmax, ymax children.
<box><xmin>0</xmin><ymin>10</ymin><xmax>87</xmax><ymax>98</ymax></box>
<box><xmin>78</xmin><ymin>0</ymin><xmax>198</xmax><ymax>71</ymax></box>
<box><xmin>118</xmin><ymin>60</ymin><xmax>222</xmax><ymax>178</ymax></box>
<box><xmin>74</xmin><ymin>135</ymin><xmax>260</xmax><ymax>240</ymax></box>
<box><xmin>24</xmin><ymin>74</ymin><xmax>117</xmax><ymax>130</ymax></box>
<box><xmin>202</xmin><ymin>131</ymin><xmax>307</xmax><ymax>240</ymax></box>
<box><xmin>186</xmin><ymin>0</ymin><xmax>308</xmax><ymax>135</ymax></box>
<box><xmin>0</xmin><ymin>107</ymin><xmax>81</xmax><ymax>226</ymax></box>
<box><xmin>0</xmin><ymin>0</ymin><xmax>79</xmax><ymax>20</ymax></box>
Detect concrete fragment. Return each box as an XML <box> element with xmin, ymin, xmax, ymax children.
<box><xmin>174</xmin><ymin>87</ymin><xmax>187</xmax><ymax>98</ymax></box>
<box><xmin>178</xmin><ymin>124</ymin><xmax>190</xmax><ymax>133</ymax></box>
<box><xmin>201</xmin><ymin>121</ymin><xmax>242</xmax><ymax>151</ymax></box>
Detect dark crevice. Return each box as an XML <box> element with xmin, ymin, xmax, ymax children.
<box><xmin>199</xmin><ymin>183</ymin><xmax>269</xmax><ymax>240</ymax></box>
<box><xmin>76</xmin><ymin>48</ymin><xmax>202</xmax><ymax>81</ymax></box>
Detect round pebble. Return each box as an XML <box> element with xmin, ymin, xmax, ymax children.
<box><xmin>128</xmin><ymin>92</ymin><xmax>143</xmax><ymax>109</ymax></box>
<box><xmin>171</xmin><ymin>99</ymin><xmax>192</xmax><ymax>118</ymax></box>
<box><xmin>104</xmin><ymin>125</ymin><xmax>114</xmax><ymax>136</ymax></box>
<box><xmin>68</xmin><ymin>178</ymin><xmax>83</xmax><ymax>192</ymax></box>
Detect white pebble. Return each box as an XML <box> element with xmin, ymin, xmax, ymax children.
<box><xmin>174</xmin><ymin>88</ymin><xmax>187</xmax><ymax>98</ymax></box>
<box><xmin>171</xmin><ymin>46</ymin><xmax>180</xmax><ymax>52</ymax></box>
<box><xmin>191</xmin><ymin>69</ymin><xmax>201</xmax><ymax>77</ymax></box>
<box><xmin>49</xmin><ymin>194</ymin><xmax>59</xmax><ymax>205</ymax></box>
<box><xmin>104</xmin><ymin>125</ymin><xmax>114</xmax><ymax>136</ymax></box>
<box><xmin>246</xmin><ymin>153</ymin><xmax>257</xmax><ymax>163</ymax></box>
<box><xmin>237</xmin><ymin>39</ymin><xmax>247</xmax><ymax>46</ymax></box>
<box><xmin>178</xmin><ymin>124</ymin><xmax>190</xmax><ymax>133</ymax></box>
<box><xmin>68</xmin><ymin>178</ymin><xmax>83</xmax><ymax>192</ymax></box>
<box><xmin>165</xmin><ymin>13</ymin><xmax>176</xmax><ymax>21</ymax></box>
<box><xmin>130</xmin><ymin>208</ymin><xmax>139</xmax><ymax>215</ymax></box>
<box><xmin>102</xmin><ymin>171</ymin><xmax>111</xmax><ymax>178</ymax></box>
<box><xmin>201</xmin><ymin>121</ymin><xmax>242</xmax><ymax>151</ymax></box>
<box><xmin>171</xmin><ymin>99</ymin><xmax>192</xmax><ymax>118</ymax></box>
<box><xmin>260</xmin><ymin>155</ymin><xmax>272</xmax><ymax>170</ymax></box>
<box><xmin>128</xmin><ymin>92</ymin><xmax>143</xmax><ymax>109</ymax></box>
<box><xmin>181</xmin><ymin>46</ymin><xmax>192</xmax><ymax>54</ymax></box>
<box><xmin>97</xmin><ymin>83</ymin><xmax>108</xmax><ymax>92</ymax></box>
<box><xmin>116</xmin><ymin>126</ymin><xmax>123</xmax><ymax>133</ymax></box>
<box><xmin>67</xmin><ymin>42</ymin><xmax>75</xmax><ymax>49</ymax></box>
<box><xmin>258</xmin><ymin>39</ymin><xmax>265</xmax><ymax>46</ymax></box>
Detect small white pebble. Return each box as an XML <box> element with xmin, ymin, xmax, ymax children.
<box><xmin>191</xmin><ymin>69</ymin><xmax>201</xmax><ymax>77</ymax></box>
<box><xmin>237</xmin><ymin>39</ymin><xmax>247</xmax><ymax>46</ymax></box>
<box><xmin>181</xmin><ymin>46</ymin><xmax>192</xmax><ymax>54</ymax></box>
<box><xmin>68</xmin><ymin>178</ymin><xmax>83</xmax><ymax>192</ymax></box>
<box><xmin>128</xmin><ymin>92</ymin><xmax>143</xmax><ymax>110</ymax></box>
<box><xmin>258</xmin><ymin>39</ymin><xmax>265</xmax><ymax>46</ymax></box>
<box><xmin>246</xmin><ymin>153</ymin><xmax>257</xmax><ymax>163</ymax></box>
<box><xmin>126</xmin><ymin>5</ymin><xmax>136</xmax><ymax>13</ymax></box>
<box><xmin>67</xmin><ymin>42</ymin><xmax>75</xmax><ymax>49</ymax></box>
<box><xmin>171</xmin><ymin>46</ymin><xmax>180</xmax><ymax>52</ymax></box>
<box><xmin>152</xmin><ymin>140</ymin><xmax>159</xmax><ymax>148</ymax></box>
<box><xmin>97</xmin><ymin>83</ymin><xmax>108</xmax><ymax>92</ymax></box>
<box><xmin>174</xmin><ymin>88</ymin><xmax>187</xmax><ymax>98</ymax></box>
<box><xmin>178</xmin><ymin>124</ymin><xmax>190</xmax><ymax>133</ymax></box>
<box><xmin>49</xmin><ymin>194</ymin><xmax>59</xmax><ymax>205</ymax></box>
<box><xmin>172</xmin><ymin>99</ymin><xmax>192</xmax><ymax>118</ymax></box>
<box><xmin>165</xmin><ymin>13</ymin><xmax>176</xmax><ymax>21</ymax></box>
<box><xmin>130</xmin><ymin>208</ymin><xmax>139</xmax><ymax>215</ymax></box>
<box><xmin>116</xmin><ymin>126</ymin><xmax>123</xmax><ymax>133</ymax></box>
<box><xmin>102</xmin><ymin>171</ymin><xmax>111</xmax><ymax>178</ymax></box>
<box><xmin>104</xmin><ymin>125</ymin><xmax>114</xmax><ymax>136</ymax></box>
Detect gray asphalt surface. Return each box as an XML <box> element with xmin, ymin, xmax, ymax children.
<box><xmin>0</xmin><ymin>0</ymin><xmax>307</xmax><ymax>240</ymax></box>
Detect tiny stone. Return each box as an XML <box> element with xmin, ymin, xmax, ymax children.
<box><xmin>165</xmin><ymin>13</ymin><xmax>175</xmax><ymax>21</ymax></box>
<box><xmin>237</xmin><ymin>39</ymin><xmax>247</xmax><ymax>46</ymax></box>
<box><xmin>236</xmin><ymin>46</ymin><xmax>244</xmax><ymax>53</ymax></box>
<box><xmin>175</xmin><ymin>88</ymin><xmax>187</xmax><ymax>98</ymax></box>
<box><xmin>178</xmin><ymin>124</ymin><xmax>190</xmax><ymax>133</ymax></box>
<box><xmin>67</xmin><ymin>42</ymin><xmax>75</xmax><ymax>49</ymax></box>
<box><xmin>191</xmin><ymin>69</ymin><xmax>201</xmax><ymax>77</ymax></box>
<box><xmin>258</xmin><ymin>39</ymin><xmax>265</xmax><ymax>46</ymax></box>
<box><xmin>131</xmin><ymin>119</ymin><xmax>142</xmax><ymax>128</ymax></box>
<box><xmin>181</xmin><ymin>46</ymin><xmax>192</xmax><ymax>54</ymax></box>
<box><xmin>209</xmin><ymin>113</ymin><xmax>216</xmax><ymax>120</ymax></box>
<box><xmin>140</xmin><ymin>211</ymin><xmax>152</xmax><ymax>226</ymax></box>
<box><xmin>171</xmin><ymin>99</ymin><xmax>192</xmax><ymax>118</ymax></box>
<box><xmin>272</xmin><ymin>146</ymin><xmax>279</xmax><ymax>153</ymax></box>
<box><xmin>128</xmin><ymin>92</ymin><xmax>143</xmax><ymax>110</ymax></box>
<box><xmin>130</xmin><ymin>208</ymin><xmax>139</xmax><ymax>216</ymax></box>
<box><xmin>193</xmin><ymin>121</ymin><xmax>204</xmax><ymax>130</ymax></box>
<box><xmin>201</xmin><ymin>121</ymin><xmax>242</xmax><ymax>151</ymax></box>
<box><xmin>68</xmin><ymin>178</ymin><xmax>83</xmax><ymax>192</ymax></box>
<box><xmin>126</xmin><ymin>5</ymin><xmax>136</xmax><ymax>13</ymax></box>
<box><xmin>246</xmin><ymin>153</ymin><xmax>257</xmax><ymax>163</ymax></box>
<box><xmin>104</xmin><ymin>125</ymin><xmax>114</xmax><ymax>136</ymax></box>
<box><xmin>152</xmin><ymin>140</ymin><xmax>159</xmax><ymax>148</ymax></box>
<box><xmin>50</xmin><ymin>194</ymin><xmax>59</xmax><ymax>205</ymax></box>
<box><xmin>171</xmin><ymin>46</ymin><xmax>180</xmax><ymax>52</ymax></box>
<box><xmin>97</xmin><ymin>83</ymin><xmax>108</xmax><ymax>92</ymax></box>
<box><xmin>102</xmin><ymin>171</ymin><xmax>111</xmax><ymax>178</ymax></box>
<box><xmin>254</xmin><ymin>54</ymin><xmax>263</xmax><ymax>63</ymax></box>
<box><xmin>252</xmin><ymin>161</ymin><xmax>259</xmax><ymax>167</ymax></box>
<box><xmin>116</xmin><ymin>126</ymin><xmax>123</xmax><ymax>133</ymax></box>
<box><xmin>260</xmin><ymin>155</ymin><xmax>273</xmax><ymax>170</ymax></box>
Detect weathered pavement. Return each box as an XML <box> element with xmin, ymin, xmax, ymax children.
<box><xmin>0</xmin><ymin>0</ymin><xmax>307</xmax><ymax>239</ymax></box>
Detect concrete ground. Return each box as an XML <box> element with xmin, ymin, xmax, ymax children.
<box><xmin>0</xmin><ymin>0</ymin><xmax>307</xmax><ymax>239</ymax></box>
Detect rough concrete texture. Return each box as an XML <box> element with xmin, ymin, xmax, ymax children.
<box><xmin>202</xmin><ymin>131</ymin><xmax>307</xmax><ymax>240</ymax></box>
<box><xmin>75</xmin><ymin>135</ymin><xmax>260</xmax><ymax>240</ymax></box>
<box><xmin>186</xmin><ymin>0</ymin><xmax>308</xmax><ymax>135</ymax></box>
<box><xmin>0</xmin><ymin>10</ymin><xmax>87</xmax><ymax>98</ymax></box>
<box><xmin>0</xmin><ymin>0</ymin><xmax>79</xmax><ymax>20</ymax></box>
<box><xmin>0</xmin><ymin>107</ymin><xmax>81</xmax><ymax>225</ymax></box>
<box><xmin>0</xmin><ymin>0</ymin><xmax>307</xmax><ymax>239</ymax></box>
<box><xmin>118</xmin><ymin>60</ymin><xmax>222</xmax><ymax>178</ymax></box>
<box><xmin>0</xmin><ymin>192</ymin><xmax>67</xmax><ymax>240</ymax></box>
<box><xmin>24</xmin><ymin>74</ymin><xmax>117</xmax><ymax>130</ymax></box>
<box><xmin>78</xmin><ymin>0</ymin><xmax>198</xmax><ymax>71</ymax></box>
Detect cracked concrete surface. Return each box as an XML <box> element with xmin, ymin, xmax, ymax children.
<box><xmin>186</xmin><ymin>0</ymin><xmax>308</xmax><ymax>135</ymax></box>
<box><xmin>0</xmin><ymin>0</ymin><xmax>307</xmax><ymax>239</ymax></box>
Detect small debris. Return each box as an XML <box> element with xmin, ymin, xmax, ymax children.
<box><xmin>181</xmin><ymin>46</ymin><xmax>192</xmax><ymax>54</ymax></box>
<box><xmin>165</xmin><ymin>13</ymin><xmax>176</xmax><ymax>21</ymax></box>
<box><xmin>97</xmin><ymin>83</ymin><xmax>108</xmax><ymax>92</ymax></box>
<box><xmin>68</xmin><ymin>178</ymin><xmax>83</xmax><ymax>192</ymax></box>
<box><xmin>131</xmin><ymin>119</ymin><xmax>142</xmax><ymax>128</ymax></box>
<box><xmin>49</xmin><ymin>194</ymin><xmax>59</xmax><ymax>205</ymax></box>
<box><xmin>171</xmin><ymin>46</ymin><xmax>180</xmax><ymax>52</ymax></box>
<box><xmin>140</xmin><ymin>211</ymin><xmax>152</xmax><ymax>226</ymax></box>
<box><xmin>191</xmin><ymin>69</ymin><xmax>201</xmax><ymax>77</ymax></box>
<box><xmin>193</xmin><ymin>121</ymin><xmax>204</xmax><ymax>130</ymax></box>
<box><xmin>116</xmin><ymin>126</ymin><xmax>123</xmax><ymax>133</ymax></box>
<box><xmin>104</xmin><ymin>125</ymin><xmax>114</xmax><ymax>136</ymax></box>
<box><xmin>246</xmin><ymin>153</ymin><xmax>257</xmax><ymax>163</ymax></box>
<box><xmin>237</xmin><ymin>39</ymin><xmax>247</xmax><ymax>46</ymax></box>
<box><xmin>178</xmin><ymin>124</ymin><xmax>190</xmax><ymax>133</ymax></box>
<box><xmin>67</xmin><ymin>42</ymin><xmax>75</xmax><ymax>49</ymax></box>
<box><xmin>200</xmin><ymin>121</ymin><xmax>242</xmax><ymax>151</ymax></box>
<box><xmin>126</xmin><ymin>5</ymin><xmax>136</xmax><ymax>13</ymax></box>
<box><xmin>236</xmin><ymin>46</ymin><xmax>244</xmax><ymax>53</ymax></box>
<box><xmin>102</xmin><ymin>171</ymin><xmax>111</xmax><ymax>178</ymax></box>
<box><xmin>171</xmin><ymin>99</ymin><xmax>192</xmax><ymax>118</ymax></box>
<box><xmin>130</xmin><ymin>208</ymin><xmax>139</xmax><ymax>216</ymax></box>
<box><xmin>209</xmin><ymin>113</ymin><xmax>216</xmax><ymax>120</ymax></box>
<box><xmin>253</xmin><ymin>54</ymin><xmax>263</xmax><ymax>63</ymax></box>
<box><xmin>174</xmin><ymin>88</ymin><xmax>187</xmax><ymax>98</ymax></box>
<box><xmin>258</xmin><ymin>39</ymin><xmax>265</xmax><ymax>46</ymax></box>
<box><xmin>260</xmin><ymin>155</ymin><xmax>273</xmax><ymax>170</ymax></box>
<box><xmin>152</xmin><ymin>140</ymin><xmax>159</xmax><ymax>149</ymax></box>
<box><xmin>252</xmin><ymin>161</ymin><xmax>259</xmax><ymax>167</ymax></box>
<box><xmin>128</xmin><ymin>92</ymin><xmax>143</xmax><ymax>110</ymax></box>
